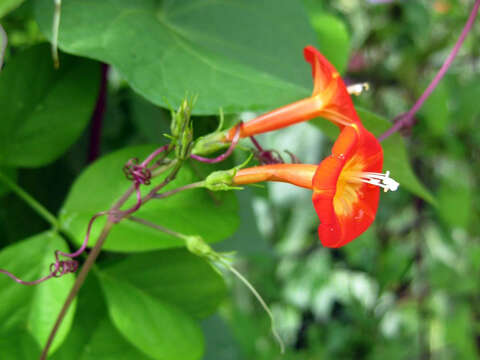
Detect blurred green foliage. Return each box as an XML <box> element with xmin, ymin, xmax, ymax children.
<box><xmin>0</xmin><ymin>0</ymin><xmax>479</xmax><ymax>359</ymax></box>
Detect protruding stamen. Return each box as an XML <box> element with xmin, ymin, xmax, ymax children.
<box><xmin>347</xmin><ymin>83</ymin><xmax>370</xmax><ymax>96</ymax></box>
<box><xmin>351</xmin><ymin>170</ymin><xmax>399</xmax><ymax>192</ymax></box>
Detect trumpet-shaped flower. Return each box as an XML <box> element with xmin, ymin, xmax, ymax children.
<box><xmin>233</xmin><ymin>133</ymin><xmax>398</xmax><ymax>247</ymax></box>
<box><xmin>224</xmin><ymin>45</ymin><xmax>361</xmax><ymax>141</ymax></box>
<box><xmin>229</xmin><ymin>46</ymin><xmax>399</xmax><ymax>247</ymax></box>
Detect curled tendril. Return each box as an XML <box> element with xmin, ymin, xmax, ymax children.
<box><xmin>123</xmin><ymin>158</ymin><xmax>152</xmax><ymax>185</ymax></box>
<box><xmin>0</xmin><ymin>256</ymin><xmax>79</xmax><ymax>286</ymax></box>
<box><xmin>49</xmin><ymin>258</ymin><xmax>79</xmax><ymax>278</ymax></box>
<box><xmin>190</xmin><ymin>123</ymin><xmax>242</xmax><ymax>163</ymax></box>
<box><xmin>254</xmin><ymin>149</ymin><xmax>284</xmax><ymax>165</ymax></box>
<box><xmin>250</xmin><ymin>136</ymin><xmax>283</xmax><ymax>165</ymax></box>
<box><xmin>0</xmin><ymin>145</ymin><xmax>173</xmax><ymax>286</ymax></box>
<box><xmin>250</xmin><ymin>136</ymin><xmax>301</xmax><ymax>165</ymax></box>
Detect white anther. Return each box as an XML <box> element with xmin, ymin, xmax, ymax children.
<box><xmin>352</xmin><ymin>170</ymin><xmax>399</xmax><ymax>192</ymax></box>
<box><xmin>347</xmin><ymin>83</ymin><xmax>370</xmax><ymax>96</ymax></box>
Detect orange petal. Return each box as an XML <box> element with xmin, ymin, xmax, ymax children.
<box><xmin>304</xmin><ymin>46</ymin><xmax>361</xmax><ymax>127</ymax></box>
<box><xmin>312</xmin><ymin>126</ymin><xmax>383</xmax><ymax>247</ymax></box>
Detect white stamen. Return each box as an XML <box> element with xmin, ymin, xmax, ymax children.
<box><xmin>352</xmin><ymin>170</ymin><xmax>399</xmax><ymax>192</ymax></box>
<box><xmin>347</xmin><ymin>83</ymin><xmax>370</xmax><ymax>96</ymax></box>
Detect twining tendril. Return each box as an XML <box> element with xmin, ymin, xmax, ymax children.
<box><xmin>250</xmin><ymin>136</ymin><xmax>284</xmax><ymax>164</ymax></box>
<box><xmin>49</xmin><ymin>258</ymin><xmax>78</xmax><ymax>278</ymax></box>
<box><xmin>250</xmin><ymin>136</ymin><xmax>302</xmax><ymax>165</ymax></box>
<box><xmin>0</xmin><ymin>256</ymin><xmax>78</xmax><ymax>285</ymax></box>
<box><xmin>123</xmin><ymin>158</ymin><xmax>152</xmax><ymax>185</ymax></box>
<box><xmin>190</xmin><ymin>124</ymin><xmax>241</xmax><ymax>163</ymax></box>
<box><xmin>0</xmin><ymin>144</ymin><xmax>172</xmax><ymax>286</ymax></box>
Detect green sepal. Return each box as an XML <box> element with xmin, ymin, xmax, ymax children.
<box><xmin>191</xmin><ymin>130</ymin><xmax>229</xmax><ymax>156</ymax></box>
<box><xmin>203</xmin><ymin>154</ymin><xmax>253</xmax><ymax>191</ymax></box>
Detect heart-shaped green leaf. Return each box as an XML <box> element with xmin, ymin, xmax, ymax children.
<box><xmin>103</xmin><ymin>248</ymin><xmax>226</xmax><ymax>318</ymax></box>
<box><xmin>59</xmin><ymin>145</ymin><xmax>239</xmax><ymax>252</ymax></box>
<box><xmin>100</xmin><ymin>273</ymin><xmax>204</xmax><ymax>360</ymax></box>
<box><xmin>51</xmin><ymin>275</ymin><xmax>153</xmax><ymax>360</ymax></box>
<box><xmin>34</xmin><ymin>0</ymin><xmax>317</xmax><ymax>114</ymax></box>
<box><xmin>0</xmin><ymin>44</ymin><xmax>100</xmax><ymax>167</ymax></box>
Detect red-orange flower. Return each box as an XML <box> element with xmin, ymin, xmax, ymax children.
<box><xmin>230</xmin><ymin>46</ymin><xmax>399</xmax><ymax>247</ymax></box>
<box><xmin>233</xmin><ymin>130</ymin><xmax>397</xmax><ymax>247</ymax></box>
<box><xmin>225</xmin><ymin>45</ymin><xmax>361</xmax><ymax>141</ymax></box>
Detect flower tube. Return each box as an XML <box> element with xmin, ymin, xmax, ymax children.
<box><xmin>232</xmin><ymin>127</ymin><xmax>399</xmax><ymax>248</ymax></box>
<box><xmin>192</xmin><ymin>46</ymin><xmax>364</xmax><ymax>156</ymax></box>
<box><xmin>227</xmin><ymin>45</ymin><xmax>361</xmax><ymax>139</ymax></box>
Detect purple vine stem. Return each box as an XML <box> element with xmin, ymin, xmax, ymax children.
<box><xmin>378</xmin><ymin>0</ymin><xmax>480</xmax><ymax>141</ymax></box>
<box><xmin>0</xmin><ymin>23</ymin><xmax>7</xmax><ymax>71</ymax></box>
<box><xmin>250</xmin><ymin>136</ymin><xmax>285</xmax><ymax>164</ymax></box>
<box><xmin>56</xmin><ymin>211</ymin><xmax>108</xmax><ymax>259</ymax></box>
<box><xmin>0</xmin><ymin>211</ymin><xmax>107</xmax><ymax>286</ymax></box>
<box><xmin>0</xmin><ymin>268</ymin><xmax>55</xmax><ymax>286</ymax></box>
<box><xmin>141</xmin><ymin>145</ymin><xmax>169</xmax><ymax>167</ymax></box>
<box><xmin>0</xmin><ymin>144</ymin><xmax>169</xmax><ymax>286</ymax></box>
<box><xmin>88</xmin><ymin>64</ymin><xmax>109</xmax><ymax>163</ymax></box>
<box><xmin>66</xmin><ymin>144</ymin><xmax>169</xmax><ymax>261</ymax></box>
<box><xmin>0</xmin><ymin>257</ymin><xmax>77</xmax><ymax>285</ymax></box>
<box><xmin>190</xmin><ymin>124</ymin><xmax>241</xmax><ymax>163</ymax></box>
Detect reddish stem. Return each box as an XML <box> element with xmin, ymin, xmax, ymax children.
<box><xmin>88</xmin><ymin>63</ymin><xmax>109</xmax><ymax>162</ymax></box>
<box><xmin>0</xmin><ymin>24</ymin><xmax>7</xmax><ymax>71</ymax></box>
<box><xmin>378</xmin><ymin>0</ymin><xmax>480</xmax><ymax>141</ymax></box>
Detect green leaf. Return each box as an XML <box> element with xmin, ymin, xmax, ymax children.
<box><xmin>34</xmin><ymin>0</ymin><xmax>317</xmax><ymax>115</ymax></box>
<box><xmin>100</xmin><ymin>273</ymin><xmax>204</xmax><ymax>360</ymax></box>
<box><xmin>103</xmin><ymin>248</ymin><xmax>226</xmax><ymax>318</ymax></box>
<box><xmin>419</xmin><ymin>81</ymin><xmax>449</xmax><ymax>136</ymax></box>
<box><xmin>0</xmin><ymin>44</ymin><xmax>100</xmax><ymax>167</ymax></box>
<box><xmin>309</xmin><ymin>13</ymin><xmax>350</xmax><ymax>73</ymax></box>
<box><xmin>0</xmin><ymin>231</ymin><xmax>76</xmax><ymax>354</ymax></box>
<box><xmin>436</xmin><ymin>160</ymin><xmax>472</xmax><ymax>229</ymax></box>
<box><xmin>52</xmin><ymin>274</ymin><xmax>153</xmax><ymax>360</ymax></box>
<box><xmin>0</xmin><ymin>0</ymin><xmax>24</xmax><ymax>17</ymax></box>
<box><xmin>0</xmin><ymin>329</ymin><xmax>40</xmax><ymax>360</ymax></box>
<box><xmin>81</xmin><ymin>318</ymin><xmax>155</xmax><ymax>360</ymax></box>
<box><xmin>452</xmin><ymin>75</ymin><xmax>480</xmax><ymax>129</ymax></box>
<box><xmin>59</xmin><ymin>145</ymin><xmax>239</xmax><ymax>252</ymax></box>
<box><xmin>311</xmin><ymin>107</ymin><xmax>435</xmax><ymax>204</ymax></box>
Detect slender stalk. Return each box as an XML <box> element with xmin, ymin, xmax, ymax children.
<box><xmin>127</xmin><ymin>214</ymin><xmax>285</xmax><ymax>354</ymax></box>
<box><xmin>0</xmin><ymin>23</ymin><xmax>7</xmax><ymax>71</ymax></box>
<box><xmin>141</xmin><ymin>161</ymin><xmax>183</xmax><ymax>203</ymax></box>
<box><xmin>217</xmin><ymin>258</ymin><xmax>285</xmax><ymax>354</ymax></box>
<box><xmin>39</xmin><ymin>220</ymin><xmax>114</xmax><ymax>360</ymax></box>
<box><xmin>0</xmin><ymin>171</ymin><xmax>59</xmax><ymax>229</ymax></box>
<box><xmin>51</xmin><ymin>0</ymin><xmax>62</xmax><ymax>68</ymax></box>
<box><xmin>141</xmin><ymin>145</ymin><xmax>170</xmax><ymax>168</ymax></box>
<box><xmin>40</xmin><ymin>152</ymin><xmax>177</xmax><ymax>358</ymax></box>
<box><xmin>152</xmin><ymin>181</ymin><xmax>204</xmax><ymax>199</ymax></box>
<box><xmin>250</xmin><ymin>136</ymin><xmax>264</xmax><ymax>152</ymax></box>
<box><xmin>128</xmin><ymin>216</ymin><xmax>186</xmax><ymax>239</ymax></box>
<box><xmin>379</xmin><ymin>0</ymin><xmax>480</xmax><ymax>141</ymax></box>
